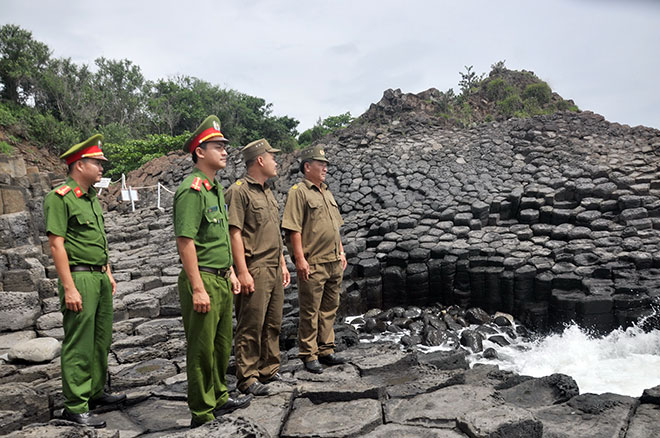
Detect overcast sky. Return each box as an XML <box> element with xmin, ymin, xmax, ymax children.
<box><xmin>2</xmin><ymin>0</ymin><xmax>659</xmax><ymax>132</ymax></box>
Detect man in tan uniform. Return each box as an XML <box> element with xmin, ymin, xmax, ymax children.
<box><xmin>226</xmin><ymin>139</ymin><xmax>291</xmax><ymax>395</ymax></box>
<box><xmin>282</xmin><ymin>145</ymin><xmax>347</xmax><ymax>374</ymax></box>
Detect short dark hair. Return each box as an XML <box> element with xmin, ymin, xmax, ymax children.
<box><xmin>299</xmin><ymin>159</ymin><xmax>310</xmax><ymax>174</ymax></box>
<box><xmin>245</xmin><ymin>157</ymin><xmax>256</xmax><ymax>169</ymax></box>
<box><xmin>191</xmin><ymin>143</ymin><xmax>208</xmax><ymax>163</ymax></box>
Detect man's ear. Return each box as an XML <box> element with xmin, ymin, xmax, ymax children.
<box><xmin>194</xmin><ymin>146</ymin><xmax>204</xmax><ymax>160</ymax></box>
<box><xmin>256</xmin><ymin>155</ymin><xmax>265</xmax><ymax>167</ymax></box>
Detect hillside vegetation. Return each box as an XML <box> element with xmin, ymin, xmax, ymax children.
<box><xmin>1</xmin><ymin>24</ymin><xmax>577</xmax><ymax>177</ymax></box>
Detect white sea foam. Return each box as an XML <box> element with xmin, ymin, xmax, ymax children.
<box><xmin>471</xmin><ymin>322</ymin><xmax>660</xmax><ymax>397</ymax></box>
<box><xmin>347</xmin><ymin>313</ymin><xmax>660</xmax><ymax>397</ymax></box>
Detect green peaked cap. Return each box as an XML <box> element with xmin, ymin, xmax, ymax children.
<box><xmin>183</xmin><ymin>115</ymin><xmax>229</xmax><ymax>154</ymax></box>
<box><xmin>59</xmin><ymin>133</ymin><xmax>107</xmax><ymax>165</ymax></box>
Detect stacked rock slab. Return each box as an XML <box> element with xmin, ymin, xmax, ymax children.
<box><xmin>101</xmin><ymin>94</ymin><xmax>660</xmax><ymax>333</ymax></box>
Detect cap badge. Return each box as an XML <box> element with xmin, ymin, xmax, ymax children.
<box><xmin>319</xmin><ymin>149</ymin><xmax>325</xmax><ymax>156</ymax></box>
<box><xmin>213</xmin><ymin>120</ymin><xmax>221</xmax><ymax>131</ymax></box>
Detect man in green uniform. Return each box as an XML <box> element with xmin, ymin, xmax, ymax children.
<box><xmin>43</xmin><ymin>134</ymin><xmax>125</xmax><ymax>428</ymax></box>
<box><xmin>282</xmin><ymin>145</ymin><xmax>347</xmax><ymax>374</ymax></box>
<box><xmin>226</xmin><ymin>139</ymin><xmax>292</xmax><ymax>396</ymax></box>
<box><xmin>173</xmin><ymin>115</ymin><xmax>252</xmax><ymax>428</ymax></box>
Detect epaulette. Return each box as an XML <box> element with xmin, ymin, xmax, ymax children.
<box><xmin>292</xmin><ymin>184</ymin><xmax>298</xmax><ymax>190</ymax></box>
<box><xmin>190</xmin><ymin>177</ymin><xmax>202</xmax><ymax>191</ymax></box>
<box><xmin>55</xmin><ymin>185</ymin><xmax>71</xmax><ymax>196</ymax></box>
<box><xmin>73</xmin><ymin>187</ymin><xmax>83</xmax><ymax>198</ymax></box>
<box><xmin>203</xmin><ymin>179</ymin><xmax>212</xmax><ymax>191</ymax></box>
<box><xmin>235</xmin><ymin>180</ymin><xmax>243</xmax><ymax>186</ymax></box>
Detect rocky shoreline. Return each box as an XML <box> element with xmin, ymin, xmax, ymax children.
<box><xmin>2</xmin><ymin>90</ymin><xmax>660</xmax><ymax>435</ymax></box>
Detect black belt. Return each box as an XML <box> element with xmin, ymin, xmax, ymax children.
<box><xmin>70</xmin><ymin>264</ymin><xmax>106</xmax><ymax>273</ymax></box>
<box><xmin>198</xmin><ymin>266</ymin><xmax>231</xmax><ymax>278</ymax></box>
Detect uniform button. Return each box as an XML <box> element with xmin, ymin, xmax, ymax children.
<box><xmin>213</xmin><ymin>219</ymin><xmax>218</xmax><ymax>223</ymax></box>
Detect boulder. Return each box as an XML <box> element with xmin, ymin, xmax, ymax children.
<box><xmin>7</xmin><ymin>337</ymin><xmax>60</xmax><ymax>363</ymax></box>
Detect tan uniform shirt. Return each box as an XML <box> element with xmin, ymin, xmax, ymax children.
<box><xmin>226</xmin><ymin>175</ymin><xmax>283</xmax><ymax>268</ymax></box>
<box><xmin>282</xmin><ymin>178</ymin><xmax>344</xmax><ymax>264</ymax></box>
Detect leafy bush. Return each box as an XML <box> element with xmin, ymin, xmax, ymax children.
<box><xmin>103</xmin><ymin>132</ymin><xmax>189</xmax><ymax>178</ymax></box>
<box><xmin>486</xmin><ymin>78</ymin><xmax>513</xmax><ymax>102</ymax></box>
<box><xmin>0</xmin><ymin>102</ymin><xmax>17</xmax><ymax>127</ymax></box>
<box><xmin>522</xmin><ymin>82</ymin><xmax>552</xmax><ymax>106</ymax></box>
<box><xmin>497</xmin><ymin>95</ymin><xmax>523</xmax><ymax>117</ymax></box>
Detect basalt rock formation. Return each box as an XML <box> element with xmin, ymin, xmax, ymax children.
<box><xmin>2</xmin><ymin>80</ymin><xmax>660</xmax><ymax>435</ymax></box>
<box><xmin>107</xmin><ymin>88</ymin><xmax>660</xmax><ymax>334</ymax></box>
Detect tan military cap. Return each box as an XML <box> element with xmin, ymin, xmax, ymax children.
<box><xmin>241</xmin><ymin>138</ymin><xmax>280</xmax><ymax>161</ymax></box>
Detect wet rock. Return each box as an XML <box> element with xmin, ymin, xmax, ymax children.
<box><xmin>500</xmin><ymin>374</ymin><xmax>579</xmax><ymax>408</ymax></box>
<box><xmin>457</xmin><ymin>405</ymin><xmax>543</xmax><ymax>438</ymax></box>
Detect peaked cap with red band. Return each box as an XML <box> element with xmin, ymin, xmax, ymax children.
<box><xmin>59</xmin><ymin>134</ymin><xmax>108</xmax><ymax>166</ymax></box>
<box><xmin>183</xmin><ymin>115</ymin><xmax>229</xmax><ymax>154</ymax></box>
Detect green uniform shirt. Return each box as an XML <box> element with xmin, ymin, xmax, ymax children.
<box><xmin>43</xmin><ymin>176</ymin><xmax>109</xmax><ymax>266</ymax></box>
<box><xmin>173</xmin><ymin>168</ymin><xmax>232</xmax><ymax>269</ymax></box>
<box><xmin>282</xmin><ymin>178</ymin><xmax>344</xmax><ymax>264</ymax></box>
<box><xmin>226</xmin><ymin>175</ymin><xmax>283</xmax><ymax>268</ymax></box>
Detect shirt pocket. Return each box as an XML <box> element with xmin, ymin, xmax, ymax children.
<box><xmin>306</xmin><ymin>198</ymin><xmax>325</xmax><ymax>223</ymax></box>
<box><xmin>203</xmin><ymin>207</ymin><xmax>225</xmax><ymax>240</ymax></box>
<box><xmin>73</xmin><ymin>213</ymin><xmax>96</xmax><ymax>228</ymax></box>
<box><xmin>250</xmin><ymin>199</ymin><xmax>270</xmax><ymax>223</ymax></box>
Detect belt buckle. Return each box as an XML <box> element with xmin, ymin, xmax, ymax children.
<box><xmin>224</xmin><ymin>269</ymin><xmax>231</xmax><ymax>279</ymax></box>
<box><xmin>101</xmin><ymin>265</ymin><xmax>107</xmax><ymax>273</ymax></box>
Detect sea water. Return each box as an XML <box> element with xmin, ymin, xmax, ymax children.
<box><xmin>348</xmin><ymin>314</ymin><xmax>660</xmax><ymax>397</ymax></box>
<box><xmin>471</xmin><ymin>322</ymin><xmax>660</xmax><ymax>397</ymax></box>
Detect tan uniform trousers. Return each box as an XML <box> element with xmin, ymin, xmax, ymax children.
<box><xmin>297</xmin><ymin>260</ymin><xmax>342</xmax><ymax>362</ymax></box>
<box><xmin>234</xmin><ymin>265</ymin><xmax>284</xmax><ymax>391</ymax></box>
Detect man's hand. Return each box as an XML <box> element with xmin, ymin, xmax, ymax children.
<box><xmin>340</xmin><ymin>253</ymin><xmax>347</xmax><ymax>271</ymax></box>
<box><xmin>295</xmin><ymin>257</ymin><xmax>310</xmax><ymax>281</ymax></box>
<box><xmin>238</xmin><ymin>270</ymin><xmax>255</xmax><ymax>295</ymax></box>
<box><xmin>230</xmin><ymin>270</ymin><xmax>241</xmax><ymax>295</ymax></box>
<box><xmin>192</xmin><ymin>288</ymin><xmax>211</xmax><ymax>313</ymax></box>
<box><xmin>282</xmin><ymin>264</ymin><xmax>291</xmax><ymax>288</ymax></box>
<box><xmin>64</xmin><ymin>286</ymin><xmax>83</xmax><ymax>312</ymax></box>
<box><xmin>107</xmin><ymin>270</ymin><xmax>117</xmax><ymax>296</ymax></box>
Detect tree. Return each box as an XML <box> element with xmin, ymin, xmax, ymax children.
<box><xmin>298</xmin><ymin>112</ymin><xmax>353</xmax><ymax>147</ymax></box>
<box><xmin>458</xmin><ymin>65</ymin><xmax>484</xmax><ymax>97</ymax></box>
<box><xmin>0</xmin><ymin>24</ymin><xmax>51</xmax><ymax>103</ymax></box>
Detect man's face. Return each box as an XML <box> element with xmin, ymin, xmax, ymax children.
<box><xmin>260</xmin><ymin>152</ymin><xmax>278</xmax><ymax>178</ymax></box>
<box><xmin>306</xmin><ymin>159</ymin><xmax>327</xmax><ymax>183</ymax></box>
<box><xmin>199</xmin><ymin>141</ymin><xmax>228</xmax><ymax>169</ymax></box>
<box><xmin>80</xmin><ymin>158</ymin><xmax>104</xmax><ymax>184</ymax></box>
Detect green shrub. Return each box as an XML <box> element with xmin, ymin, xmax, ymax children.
<box><xmin>0</xmin><ymin>140</ymin><xmax>13</xmax><ymax>155</ymax></box>
<box><xmin>522</xmin><ymin>82</ymin><xmax>552</xmax><ymax>105</ymax></box>
<box><xmin>556</xmin><ymin>100</ymin><xmax>579</xmax><ymax>112</ymax></box>
<box><xmin>486</xmin><ymin>78</ymin><xmax>513</xmax><ymax>101</ymax></box>
<box><xmin>497</xmin><ymin>95</ymin><xmax>523</xmax><ymax>117</ymax></box>
<box><xmin>103</xmin><ymin>132</ymin><xmax>189</xmax><ymax>178</ymax></box>
<box><xmin>0</xmin><ymin>103</ymin><xmax>17</xmax><ymax>127</ymax></box>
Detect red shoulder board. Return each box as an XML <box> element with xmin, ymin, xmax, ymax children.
<box><xmin>203</xmin><ymin>179</ymin><xmax>212</xmax><ymax>191</ymax></box>
<box><xmin>190</xmin><ymin>177</ymin><xmax>202</xmax><ymax>191</ymax></box>
<box><xmin>73</xmin><ymin>186</ymin><xmax>83</xmax><ymax>198</ymax></box>
<box><xmin>55</xmin><ymin>185</ymin><xmax>71</xmax><ymax>196</ymax></box>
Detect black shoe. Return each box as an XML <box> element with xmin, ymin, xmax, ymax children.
<box><xmin>303</xmin><ymin>359</ymin><xmax>323</xmax><ymax>374</ymax></box>
<box><xmin>62</xmin><ymin>409</ymin><xmax>106</xmax><ymax>428</ymax></box>
<box><xmin>242</xmin><ymin>381</ymin><xmax>270</xmax><ymax>396</ymax></box>
<box><xmin>89</xmin><ymin>392</ymin><xmax>126</xmax><ymax>409</ymax></box>
<box><xmin>261</xmin><ymin>372</ymin><xmax>296</xmax><ymax>384</ymax></box>
<box><xmin>190</xmin><ymin>417</ymin><xmax>210</xmax><ymax>428</ymax></box>
<box><xmin>213</xmin><ymin>394</ymin><xmax>253</xmax><ymax>416</ymax></box>
<box><xmin>319</xmin><ymin>353</ymin><xmax>346</xmax><ymax>366</ymax></box>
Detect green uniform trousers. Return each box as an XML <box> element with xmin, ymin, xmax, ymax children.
<box><xmin>297</xmin><ymin>260</ymin><xmax>342</xmax><ymax>362</ymax></box>
<box><xmin>234</xmin><ymin>265</ymin><xmax>284</xmax><ymax>391</ymax></box>
<box><xmin>59</xmin><ymin>271</ymin><xmax>113</xmax><ymax>414</ymax></box>
<box><xmin>178</xmin><ymin>269</ymin><xmax>233</xmax><ymax>423</ymax></box>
